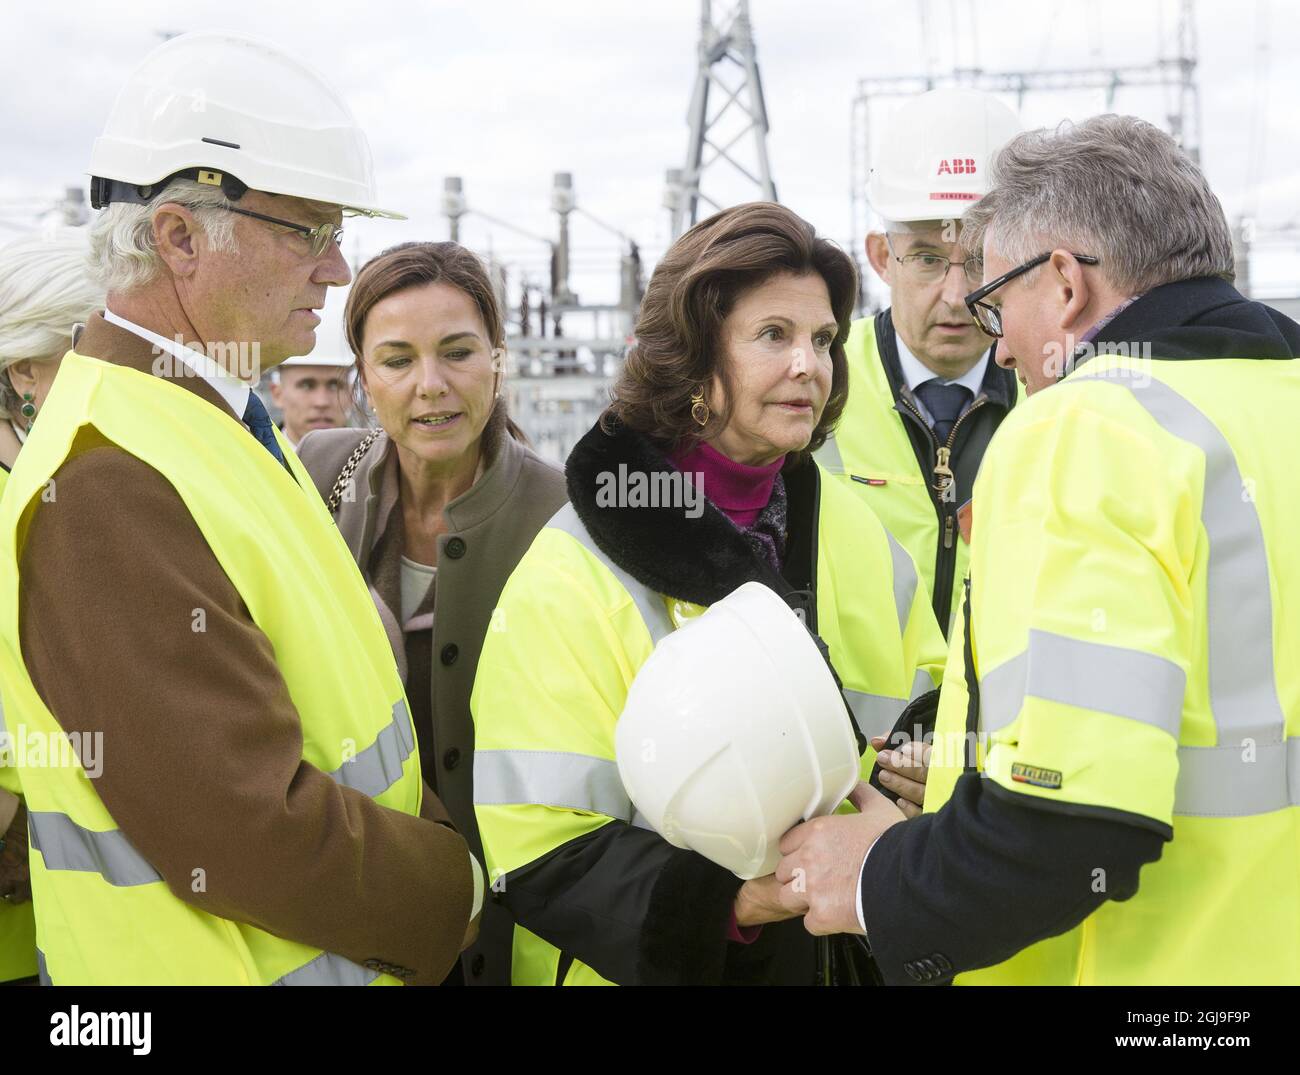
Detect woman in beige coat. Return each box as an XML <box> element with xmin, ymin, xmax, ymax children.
<box><xmin>298</xmin><ymin>242</ymin><xmax>566</xmax><ymax>986</ymax></box>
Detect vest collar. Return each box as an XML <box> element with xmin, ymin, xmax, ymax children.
<box><xmin>73</xmin><ymin>312</ymin><xmax>239</xmax><ymax>421</ymax></box>
<box><xmin>1070</xmin><ymin>276</ymin><xmax>1300</xmax><ymax>370</ymax></box>
<box><xmin>565</xmin><ymin>416</ymin><xmax>814</xmax><ymax>606</ymax></box>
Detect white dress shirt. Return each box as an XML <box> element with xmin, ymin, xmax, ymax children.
<box><xmin>103</xmin><ymin>308</ymin><xmax>252</xmax><ymax>418</ymax></box>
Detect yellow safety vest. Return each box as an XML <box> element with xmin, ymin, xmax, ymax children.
<box><xmin>0</xmin><ymin>352</ymin><xmax>424</xmax><ymax>985</ymax></box>
<box><xmin>0</xmin><ymin>459</ymin><xmax>37</xmax><ymax>980</ymax></box>
<box><xmin>817</xmin><ymin>316</ymin><xmax>1016</xmax><ymax>636</ymax></box>
<box><xmin>472</xmin><ymin>466</ymin><xmax>946</xmax><ymax>985</ymax></box>
<box><xmin>927</xmin><ymin>353</ymin><xmax>1300</xmax><ymax>985</ymax></box>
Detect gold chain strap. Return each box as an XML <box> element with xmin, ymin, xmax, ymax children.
<box><xmin>326</xmin><ymin>429</ymin><xmax>382</xmax><ymax>515</ymax></box>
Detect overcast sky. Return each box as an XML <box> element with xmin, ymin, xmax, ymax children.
<box><xmin>3</xmin><ymin>0</ymin><xmax>1297</xmax><ymax>320</ymax></box>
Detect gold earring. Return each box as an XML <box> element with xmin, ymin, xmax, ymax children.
<box><xmin>690</xmin><ymin>386</ymin><xmax>710</xmax><ymax>428</ymax></box>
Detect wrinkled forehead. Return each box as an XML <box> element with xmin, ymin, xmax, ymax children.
<box><xmin>886</xmin><ymin>220</ymin><xmax>965</xmax><ymax>253</ymax></box>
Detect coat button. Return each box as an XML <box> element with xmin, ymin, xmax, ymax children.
<box><xmin>443</xmin><ymin>747</ymin><xmax>460</xmax><ymax>770</ymax></box>
<box><xmin>440</xmin><ymin>643</ymin><xmax>459</xmax><ymax>665</ymax></box>
<box><xmin>471</xmin><ymin>954</ymin><xmax>485</xmax><ymax>977</ymax></box>
<box><xmin>446</xmin><ymin>537</ymin><xmax>467</xmax><ymax>559</ymax></box>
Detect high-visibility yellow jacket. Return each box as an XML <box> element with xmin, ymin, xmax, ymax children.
<box><xmin>0</xmin><ymin>459</ymin><xmax>37</xmax><ymax>981</ymax></box>
<box><xmin>0</xmin><ymin>352</ymin><xmax>428</xmax><ymax>985</ymax></box>
<box><xmin>472</xmin><ymin>422</ymin><xmax>945</xmax><ymax>985</ymax></box>
<box><xmin>927</xmin><ymin>351</ymin><xmax>1300</xmax><ymax>985</ymax></box>
<box><xmin>817</xmin><ymin>312</ymin><xmax>1017</xmax><ymax>635</ymax></box>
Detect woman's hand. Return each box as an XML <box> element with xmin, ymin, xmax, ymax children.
<box><xmin>734</xmin><ymin>873</ymin><xmax>801</xmax><ymax>927</ymax></box>
<box><xmin>870</xmin><ymin>735</ymin><xmax>931</xmax><ymax>818</ymax></box>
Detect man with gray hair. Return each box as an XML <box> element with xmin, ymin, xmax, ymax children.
<box><xmin>0</xmin><ymin>31</ymin><xmax>480</xmax><ymax>985</ymax></box>
<box><xmin>777</xmin><ymin>114</ymin><xmax>1300</xmax><ymax>985</ymax></box>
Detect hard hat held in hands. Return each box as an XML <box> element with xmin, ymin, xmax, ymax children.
<box><xmin>89</xmin><ymin>31</ymin><xmax>404</xmax><ymax>219</ymax></box>
<box><xmin>615</xmin><ymin>582</ymin><xmax>861</xmax><ymax>880</ymax></box>
<box><xmin>867</xmin><ymin>88</ymin><xmax>1021</xmax><ymax>223</ymax></box>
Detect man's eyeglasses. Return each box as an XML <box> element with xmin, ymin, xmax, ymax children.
<box><xmin>964</xmin><ymin>251</ymin><xmax>1100</xmax><ymax>338</ymax></box>
<box><xmin>222</xmin><ymin>205</ymin><xmax>344</xmax><ymax>258</ymax></box>
<box><xmin>886</xmin><ymin>235</ymin><xmax>985</xmax><ymax>287</ymax></box>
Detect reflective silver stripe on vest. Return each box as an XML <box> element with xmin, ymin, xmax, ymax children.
<box><xmin>546</xmin><ymin>503</ymin><xmax>675</xmax><ymax>646</ymax></box>
<box><xmin>1069</xmin><ymin>368</ymin><xmax>1291</xmax><ymax>817</ymax></box>
<box><xmin>980</xmin><ymin>629</ymin><xmax>1186</xmax><ymax>738</ymax></box>
<box><xmin>1175</xmin><ymin>737</ymin><xmax>1300</xmax><ymax>817</ymax></box>
<box><xmin>473</xmin><ymin>748</ymin><xmax>633</xmax><ymax>821</ymax></box>
<box><xmin>329</xmin><ymin>699</ymin><xmax>416</xmax><ymax>799</ymax></box>
<box><xmin>28</xmin><ymin>810</ymin><xmax>161</xmax><ymax>887</ymax></box>
<box><xmin>271</xmin><ymin>950</ymin><xmax>381</xmax><ymax>986</ymax></box>
<box><xmin>884</xmin><ymin>530</ymin><xmax>917</xmax><ymax>636</ymax></box>
<box><xmin>844</xmin><ymin>690</ymin><xmax>907</xmax><ymax>741</ymax></box>
<box><xmin>845</xmin><ymin>670</ymin><xmax>935</xmax><ymax>741</ymax></box>
<box><xmin>36</xmin><ymin>947</ymin><xmax>51</xmax><ymax>986</ymax></box>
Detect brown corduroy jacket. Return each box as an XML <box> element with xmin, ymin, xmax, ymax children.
<box><xmin>18</xmin><ymin>312</ymin><xmax>474</xmax><ymax>985</ymax></box>
<box><xmin>297</xmin><ymin>422</ymin><xmax>567</xmax><ymax>985</ymax></box>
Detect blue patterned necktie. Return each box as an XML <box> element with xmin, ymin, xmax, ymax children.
<box><xmin>241</xmin><ymin>391</ymin><xmax>287</xmax><ymax>466</ymax></box>
<box><xmin>913</xmin><ymin>379</ymin><xmax>973</xmax><ymax>444</ymax></box>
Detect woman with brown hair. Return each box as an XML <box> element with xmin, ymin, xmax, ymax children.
<box><xmin>471</xmin><ymin>203</ymin><xmax>946</xmax><ymax>985</ymax></box>
<box><xmin>297</xmin><ymin>241</ymin><xmax>566</xmax><ymax>986</ymax></box>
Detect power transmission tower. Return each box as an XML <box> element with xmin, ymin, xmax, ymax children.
<box><xmin>664</xmin><ymin>0</ymin><xmax>777</xmax><ymax>240</ymax></box>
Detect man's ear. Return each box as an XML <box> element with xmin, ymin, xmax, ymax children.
<box><xmin>152</xmin><ymin>203</ymin><xmax>204</xmax><ymax>279</ymax></box>
<box><xmin>865</xmin><ymin>232</ymin><xmax>892</xmax><ymax>285</ymax></box>
<box><xmin>268</xmin><ymin>379</ymin><xmax>283</xmax><ymax>407</ymax></box>
<box><xmin>1050</xmin><ymin>249</ymin><xmax>1093</xmax><ymax>335</ymax></box>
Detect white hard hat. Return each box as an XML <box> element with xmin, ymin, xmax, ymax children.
<box><xmin>867</xmin><ymin>88</ymin><xmax>1021</xmax><ymax>224</ymax></box>
<box><xmin>89</xmin><ymin>31</ymin><xmax>404</xmax><ymax>219</ymax></box>
<box><xmin>615</xmin><ymin>582</ymin><xmax>861</xmax><ymax>880</ymax></box>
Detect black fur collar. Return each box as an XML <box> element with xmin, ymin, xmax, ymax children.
<box><xmin>565</xmin><ymin>418</ymin><xmax>816</xmax><ymax>606</ymax></box>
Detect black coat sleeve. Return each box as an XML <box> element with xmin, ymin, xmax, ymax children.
<box><xmin>860</xmin><ymin>773</ymin><xmax>1167</xmax><ymax>984</ymax></box>
<box><xmin>501</xmin><ymin>821</ymin><xmax>746</xmax><ymax>985</ymax></box>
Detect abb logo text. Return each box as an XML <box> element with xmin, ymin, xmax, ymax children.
<box><xmin>936</xmin><ymin>158</ymin><xmax>977</xmax><ymax>175</ymax></box>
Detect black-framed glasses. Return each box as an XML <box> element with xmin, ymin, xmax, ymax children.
<box><xmin>222</xmin><ymin>206</ymin><xmax>344</xmax><ymax>258</ymax></box>
<box><xmin>886</xmin><ymin>234</ymin><xmax>985</xmax><ymax>286</ymax></box>
<box><xmin>964</xmin><ymin>252</ymin><xmax>1100</xmax><ymax>338</ymax></box>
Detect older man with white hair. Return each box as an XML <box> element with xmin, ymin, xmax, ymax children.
<box><xmin>779</xmin><ymin>114</ymin><xmax>1300</xmax><ymax>986</ymax></box>
<box><xmin>0</xmin><ymin>31</ymin><xmax>480</xmax><ymax>985</ymax></box>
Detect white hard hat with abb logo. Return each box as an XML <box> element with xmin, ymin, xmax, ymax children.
<box><xmin>614</xmin><ymin>582</ymin><xmax>861</xmax><ymax>880</ymax></box>
<box><xmin>89</xmin><ymin>30</ymin><xmax>404</xmax><ymax>219</ymax></box>
<box><xmin>867</xmin><ymin>88</ymin><xmax>1021</xmax><ymax>223</ymax></box>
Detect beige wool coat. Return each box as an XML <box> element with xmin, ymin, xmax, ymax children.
<box><xmin>298</xmin><ymin>422</ymin><xmax>567</xmax><ymax>985</ymax></box>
